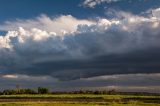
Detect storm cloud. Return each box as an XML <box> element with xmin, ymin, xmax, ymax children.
<box><xmin>0</xmin><ymin>8</ymin><xmax>160</xmax><ymax>80</ymax></box>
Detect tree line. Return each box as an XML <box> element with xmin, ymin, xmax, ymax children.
<box><xmin>0</xmin><ymin>87</ymin><xmax>49</xmax><ymax>95</ymax></box>
<box><xmin>0</xmin><ymin>87</ymin><xmax>159</xmax><ymax>96</ymax></box>
<box><xmin>0</xmin><ymin>87</ymin><xmax>117</xmax><ymax>95</ymax></box>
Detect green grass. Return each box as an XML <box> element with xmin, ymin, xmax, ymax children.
<box><xmin>0</xmin><ymin>94</ymin><xmax>159</xmax><ymax>106</ymax></box>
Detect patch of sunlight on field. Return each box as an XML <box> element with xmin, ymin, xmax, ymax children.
<box><xmin>0</xmin><ymin>102</ymin><xmax>104</xmax><ymax>106</ymax></box>
<box><xmin>109</xmin><ymin>101</ymin><xmax>160</xmax><ymax>106</ymax></box>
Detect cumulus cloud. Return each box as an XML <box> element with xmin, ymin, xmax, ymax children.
<box><xmin>0</xmin><ymin>15</ymin><xmax>94</xmax><ymax>35</ymax></box>
<box><xmin>82</xmin><ymin>0</ymin><xmax>122</xmax><ymax>8</ymax></box>
<box><xmin>0</xmin><ymin>8</ymin><xmax>160</xmax><ymax>80</ymax></box>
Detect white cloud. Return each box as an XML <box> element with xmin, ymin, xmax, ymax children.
<box><xmin>2</xmin><ymin>74</ymin><xmax>18</xmax><ymax>79</ymax></box>
<box><xmin>83</xmin><ymin>73</ymin><xmax>160</xmax><ymax>81</ymax></box>
<box><xmin>0</xmin><ymin>15</ymin><xmax>95</xmax><ymax>35</ymax></box>
<box><xmin>5</xmin><ymin>74</ymin><xmax>58</xmax><ymax>82</ymax></box>
<box><xmin>82</xmin><ymin>0</ymin><xmax>122</xmax><ymax>8</ymax></box>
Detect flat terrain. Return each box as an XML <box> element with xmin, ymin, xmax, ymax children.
<box><xmin>0</xmin><ymin>94</ymin><xmax>160</xmax><ymax>106</ymax></box>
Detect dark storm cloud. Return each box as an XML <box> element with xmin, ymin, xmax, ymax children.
<box><xmin>8</xmin><ymin>47</ymin><xmax>160</xmax><ymax>81</ymax></box>
<box><xmin>0</xmin><ymin>9</ymin><xmax>160</xmax><ymax>80</ymax></box>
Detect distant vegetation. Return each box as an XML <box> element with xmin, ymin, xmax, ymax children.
<box><xmin>0</xmin><ymin>87</ymin><xmax>47</xmax><ymax>95</ymax></box>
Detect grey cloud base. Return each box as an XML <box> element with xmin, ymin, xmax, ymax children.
<box><xmin>1</xmin><ymin>74</ymin><xmax>160</xmax><ymax>93</ymax></box>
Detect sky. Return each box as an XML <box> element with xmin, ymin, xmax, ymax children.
<box><xmin>0</xmin><ymin>0</ymin><xmax>160</xmax><ymax>92</ymax></box>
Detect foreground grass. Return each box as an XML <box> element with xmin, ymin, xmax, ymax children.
<box><xmin>0</xmin><ymin>94</ymin><xmax>160</xmax><ymax>106</ymax></box>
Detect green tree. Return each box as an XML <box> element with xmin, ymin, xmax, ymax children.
<box><xmin>38</xmin><ymin>87</ymin><xmax>49</xmax><ymax>94</ymax></box>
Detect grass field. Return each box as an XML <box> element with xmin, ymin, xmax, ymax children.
<box><xmin>0</xmin><ymin>94</ymin><xmax>160</xmax><ymax>106</ymax></box>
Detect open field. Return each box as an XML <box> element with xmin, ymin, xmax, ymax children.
<box><xmin>0</xmin><ymin>94</ymin><xmax>160</xmax><ymax>106</ymax></box>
